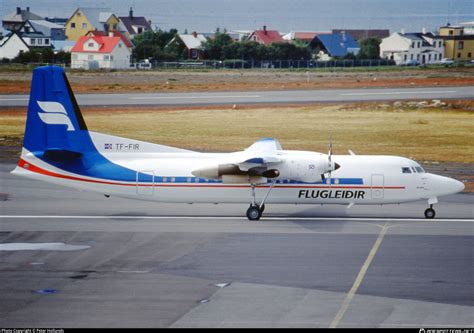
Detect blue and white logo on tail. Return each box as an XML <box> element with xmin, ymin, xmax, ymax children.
<box><xmin>36</xmin><ymin>101</ymin><xmax>75</xmax><ymax>131</ymax></box>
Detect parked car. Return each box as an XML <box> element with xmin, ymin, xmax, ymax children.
<box><xmin>439</xmin><ymin>58</ymin><xmax>454</xmax><ymax>66</ymax></box>
<box><xmin>400</xmin><ymin>59</ymin><xmax>419</xmax><ymax>66</ymax></box>
<box><xmin>136</xmin><ymin>60</ymin><xmax>152</xmax><ymax>70</ymax></box>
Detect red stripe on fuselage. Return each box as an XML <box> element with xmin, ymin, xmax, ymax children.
<box><xmin>18</xmin><ymin>159</ymin><xmax>406</xmax><ymax>190</ymax></box>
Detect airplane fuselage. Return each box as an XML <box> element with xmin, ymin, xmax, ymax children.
<box><xmin>15</xmin><ymin>148</ymin><xmax>459</xmax><ymax>207</ymax></box>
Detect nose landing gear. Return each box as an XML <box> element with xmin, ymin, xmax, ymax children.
<box><xmin>424</xmin><ymin>204</ymin><xmax>436</xmax><ymax>219</ymax></box>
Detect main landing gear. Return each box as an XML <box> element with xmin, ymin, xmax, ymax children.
<box><xmin>424</xmin><ymin>204</ymin><xmax>436</xmax><ymax>219</ymax></box>
<box><xmin>246</xmin><ymin>205</ymin><xmax>262</xmax><ymax>221</ymax></box>
<box><xmin>246</xmin><ymin>182</ymin><xmax>274</xmax><ymax>221</ymax></box>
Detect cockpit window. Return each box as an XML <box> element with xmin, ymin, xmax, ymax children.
<box><xmin>402</xmin><ymin>167</ymin><xmax>412</xmax><ymax>173</ymax></box>
<box><xmin>415</xmin><ymin>166</ymin><xmax>425</xmax><ymax>173</ymax></box>
<box><xmin>411</xmin><ymin>167</ymin><xmax>417</xmax><ymax>173</ymax></box>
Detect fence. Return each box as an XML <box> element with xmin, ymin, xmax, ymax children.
<box><xmin>1</xmin><ymin>59</ymin><xmax>397</xmax><ymax>70</ymax></box>
<box><xmin>151</xmin><ymin>59</ymin><xmax>396</xmax><ymax>69</ymax></box>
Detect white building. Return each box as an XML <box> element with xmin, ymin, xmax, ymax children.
<box><xmin>71</xmin><ymin>33</ymin><xmax>131</xmax><ymax>69</ymax></box>
<box><xmin>380</xmin><ymin>31</ymin><xmax>444</xmax><ymax>65</ymax></box>
<box><xmin>0</xmin><ymin>32</ymin><xmax>29</xmax><ymax>59</ymax></box>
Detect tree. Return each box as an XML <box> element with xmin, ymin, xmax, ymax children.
<box><xmin>342</xmin><ymin>52</ymin><xmax>357</xmax><ymax>60</ymax></box>
<box><xmin>237</xmin><ymin>41</ymin><xmax>266</xmax><ymax>61</ymax></box>
<box><xmin>264</xmin><ymin>42</ymin><xmax>311</xmax><ymax>60</ymax></box>
<box><xmin>132</xmin><ymin>29</ymin><xmax>179</xmax><ymax>60</ymax></box>
<box><xmin>357</xmin><ymin>37</ymin><xmax>381</xmax><ymax>59</ymax></box>
<box><xmin>13</xmin><ymin>47</ymin><xmax>61</xmax><ymax>63</ymax></box>
<box><xmin>202</xmin><ymin>32</ymin><xmax>235</xmax><ymax>60</ymax></box>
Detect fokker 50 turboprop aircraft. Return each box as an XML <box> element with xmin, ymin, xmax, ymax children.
<box><xmin>12</xmin><ymin>66</ymin><xmax>465</xmax><ymax>220</ymax></box>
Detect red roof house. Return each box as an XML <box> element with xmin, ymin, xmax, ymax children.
<box><xmin>248</xmin><ymin>26</ymin><xmax>285</xmax><ymax>45</ymax></box>
<box><xmin>71</xmin><ymin>35</ymin><xmax>131</xmax><ymax>69</ymax></box>
<box><xmin>85</xmin><ymin>30</ymin><xmax>133</xmax><ymax>49</ymax></box>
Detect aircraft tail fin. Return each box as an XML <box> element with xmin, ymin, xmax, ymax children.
<box><xmin>22</xmin><ymin>66</ymin><xmax>94</xmax><ymax>159</ymax></box>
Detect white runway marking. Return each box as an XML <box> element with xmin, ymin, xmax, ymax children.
<box><xmin>340</xmin><ymin>90</ymin><xmax>456</xmax><ymax>96</ymax></box>
<box><xmin>1</xmin><ymin>215</ymin><xmax>473</xmax><ymax>222</ymax></box>
<box><xmin>130</xmin><ymin>95</ymin><xmax>261</xmax><ymax>100</ymax></box>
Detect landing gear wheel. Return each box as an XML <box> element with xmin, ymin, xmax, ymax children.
<box><xmin>260</xmin><ymin>204</ymin><xmax>265</xmax><ymax>213</ymax></box>
<box><xmin>424</xmin><ymin>208</ymin><xmax>435</xmax><ymax>219</ymax></box>
<box><xmin>246</xmin><ymin>205</ymin><xmax>262</xmax><ymax>221</ymax></box>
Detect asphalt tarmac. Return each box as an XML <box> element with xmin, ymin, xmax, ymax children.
<box><xmin>1</xmin><ymin>86</ymin><xmax>473</xmax><ymax>107</ymax></box>
<box><xmin>0</xmin><ymin>163</ymin><xmax>473</xmax><ymax>327</ymax></box>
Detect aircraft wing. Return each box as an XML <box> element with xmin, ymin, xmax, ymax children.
<box><xmin>191</xmin><ymin>138</ymin><xmax>283</xmax><ymax>180</ymax></box>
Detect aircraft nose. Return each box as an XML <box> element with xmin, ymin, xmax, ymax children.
<box><xmin>449</xmin><ymin>178</ymin><xmax>465</xmax><ymax>193</ymax></box>
<box><xmin>430</xmin><ymin>174</ymin><xmax>465</xmax><ymax>195</ymax></box>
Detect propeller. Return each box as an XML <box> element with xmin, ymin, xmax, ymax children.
<box><xmin>325</xmin><ymin>136</ymin><xmax>340</xmax><ymax>186</ymax></box>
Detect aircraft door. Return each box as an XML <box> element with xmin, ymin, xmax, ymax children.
<box><xmin>371</xmin><ymin>174</ymin><xmax>384</xmax><ymax>199</ymax></box>
<box><xmin>136</xmin><ymin>170</ymin><xmax>155</xmax><ymax>195</ymax></box>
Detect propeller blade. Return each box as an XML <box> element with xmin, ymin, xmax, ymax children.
<box><xmin>327</xmin><ymin>135</ymin><xmax>333</xmax><ymax>185</ymax></box>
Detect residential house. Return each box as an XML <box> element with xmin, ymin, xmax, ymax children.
<box><xmin>0</xmin><ymin>32</ymin><xmax>29</xmax><ymax>59</ymax></box>
<box><xmin>310</xmin><ymin>32</ymin><xmax>360</xmax><ymax>59</ymax></box>
<box><xmin>65</xmin><ymin>8</ymin><xmax>121</xmax><ymax>41</ymax></box>
<box><xmin>18</xmin><ymin>31</ymin><xmax>51</xmax><ymax>48</ymax></box>
<box><xmin>14</xmin><ymin>19</ymin><xmax>66</xmax><ymax>49</ymax></box>
<box><xmin>282</xmin><ymin>31</ymin><xmax>330</xmax><ymax>43</ymax></box>
<box><xmin>86</xmin><ymin>30</ymin><xmax>133</xmax><ymax>51</ymax></box>
<box><xmin>118</xmin><ymin>8</ymin><xmax>152</xmax><ymax>39</ymax></box>
<box><xmin>439</xmin><ymin>25</ymin><xmax>474</xmax><ymax>61</ymax></box>
<box><xmin>247</xmin><ymin>26</ymin><xmax>284</xmax><ymax>45</ymax></box>
<box><xmin>167</xmin><ymin>32</ymin><xmax>207</xmax><ymax>59</ymax></box>
<box><xmin>71</xmin><ymin>33</ymin><xmax>131</xmax><ymax>69</ymax></box>
<box><xmin>27</xmin><ymin>20</ymin><xmax>66</xmax><ymax>40</ymax></box>
<box><xmin>332</xmin><ymin>29</ymin><xmax>390</xmax><ymax>41</ymax></box>
<box><xmin>2</xmin><ymin>7</ymin><xmax>42</xmax><ymax>32</ymax></box>
<box><xmin>380</xmin><ymin>31</ymin><xmax>444</xmax><ymax>65</ymax></box>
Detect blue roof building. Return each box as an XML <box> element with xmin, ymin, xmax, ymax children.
<box><xmin>311</xmin><ymin>32</ymin><xmax>360</xmax><ymax>58</ymax></box>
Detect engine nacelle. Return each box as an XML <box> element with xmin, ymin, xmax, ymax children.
<box><xmin>192</xmin><ymin>165</ymin><xmax>268</xmax><ymax>184</ymax></box>
<box><xmin>277</xmin><ymin>157</ymin><xmax>329</xmax><ymax>183</ymax></box>
<box><xmin>192</xmin><ymin>164</ymin><xmax>239</xmax><ymax>180</ymax></box>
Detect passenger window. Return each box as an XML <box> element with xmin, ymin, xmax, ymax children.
<box><xmin>402</xmin><ymin>167</ymin><xmax>412</xmax><ymax>173</ymax></box>
<box><xmin>162</xmin><ymin>177</ymin><xmax>167</xmax><ymax>182</ymax></box>
<box><xmin>415</xmin><ymin>166</ymin><xmax>425</xmax><ymax>173</ymax></box>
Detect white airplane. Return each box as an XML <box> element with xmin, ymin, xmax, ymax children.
<box><xmin>12</xmin><ymin>66</ymin><xmax>465</xmax><ymax>220</ymax></box>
